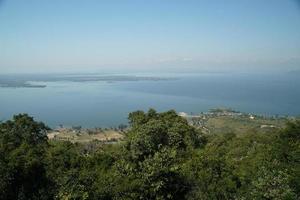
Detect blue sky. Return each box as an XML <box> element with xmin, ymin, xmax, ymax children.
<box><xmin>0</xmin><ymin>0</ymin><xmax>300</xmax><ymax>73</ymax></box>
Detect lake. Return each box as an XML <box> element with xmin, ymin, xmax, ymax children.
<box><xmin>0</xmin><ymin>72</ymin><xmax>299</xmax><ymax>127</ymax></box>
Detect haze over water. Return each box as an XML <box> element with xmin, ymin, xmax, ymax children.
<box><xmin>1</xmin><ymin>72</ymin><xmax>299</xmax><ymax>128</ymax></box>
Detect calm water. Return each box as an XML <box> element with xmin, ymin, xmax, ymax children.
<box><xmin>1</xmin><ymin>72</ymin><xmax>299</xmax><ymax>127</ymax></box>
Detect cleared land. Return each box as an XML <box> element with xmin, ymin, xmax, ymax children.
<box><xmin>182</xmin><ymin>109</ymin><xmax>291</xmax><ymax>135</ymax></box>
<box><xmin>47</xmin><ymin>129</ymin><xmax>124</xmax><ymax>143</ymax></box>
<box><xmin>201</xmin><ymin>115</ymin><xmax>287</xmax><ymax>134</ymax></box>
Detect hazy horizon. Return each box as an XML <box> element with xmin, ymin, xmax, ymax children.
<box><xmin>1</xmin><ymin>0</ymin><xmax>300</xmax><ymax>74</ymax></box>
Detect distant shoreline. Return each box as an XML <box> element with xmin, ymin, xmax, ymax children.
<box><xmin>0</xmin><ymin>83</ymin><xmax>46</xmax><ymax>88</ymax></box>
<box><xmin>0</xmin><ymin>74</ymin><xmax>176</xmax><ymax>88</ymax></box>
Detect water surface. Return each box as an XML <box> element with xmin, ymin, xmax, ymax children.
<box><xmin>0</xmin><ymin>72</ymin><xmax>299</xmax><ymax>127</ymax></box>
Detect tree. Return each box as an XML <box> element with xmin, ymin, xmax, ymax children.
<box><xmin>249</xmin><ymin>165</ymin><xmax>296</xmax><ymax>200</ymax></box>
<box><xmin>184</xmin><ymin>133</ymin><xmax>239</xmax><ymax>200</ymax></box>
<box><xmin>115</xmin><ymin>109</ymin><xmax>206</xmax><ymax>200</ymax></box>
<box><xmin>0</xmin><ymin>114</ymin><xmax>52</xmax><ymax>200</ymax></box>
<box><xmin>273</xmin><ymin>120</ymin><xmax>300</xmax><ymax>197</ymax></box>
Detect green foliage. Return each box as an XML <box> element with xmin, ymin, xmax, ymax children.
<box><xmin>184</xmin><ymin>134</ymin><xmax>239</xmax><ymax>200</ymax></box>
<box><xmin>249</xmin><ymin>165</ymin><xmax>296</xmax><ymax>200</ymax></box>
<box><xmin>0</xmin><ymin>111</ymin><xmax>299</xmax><ymax>200</ymax></box>
<box><xmin>0</xmin><ymin>114</ymin><xmax>51</xmax><ymax>200</ymax></box>
<box><xmin>115</xmin><ymin>109</ymin><xmax>205</xmax><ymax>199</ymax></box>
<box><xmin>274</xmin><ymin>120</ymin><xmax>300</xmax><ymax>196</ymax></box>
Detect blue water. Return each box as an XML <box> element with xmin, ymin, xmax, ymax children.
<box><xmin>0</xmin><ymin>72</ymin><xmax>299</xmax><ymax>127</ymax></box>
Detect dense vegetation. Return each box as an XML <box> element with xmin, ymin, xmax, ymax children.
<box><xmin>0</xmin><ymin>109</ymin><xmax>299</xmax><ymax>200</ymax></box>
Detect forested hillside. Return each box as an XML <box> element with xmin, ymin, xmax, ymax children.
<box><xmin>0</xmin><ymin>110</ymin><xmax>299</xmax><ymax>200</ymax></box>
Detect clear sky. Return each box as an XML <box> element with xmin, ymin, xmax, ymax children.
<box><xmin>0</xmin><ymin>0</ymin><xmax>300</xmax><ymax>73</ymax></box>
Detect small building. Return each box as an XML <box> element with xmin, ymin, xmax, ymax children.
<box><xmin>178</xmin><ymin>112</ymin><xmax>188</xmax><ymax>117</ymax></box>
